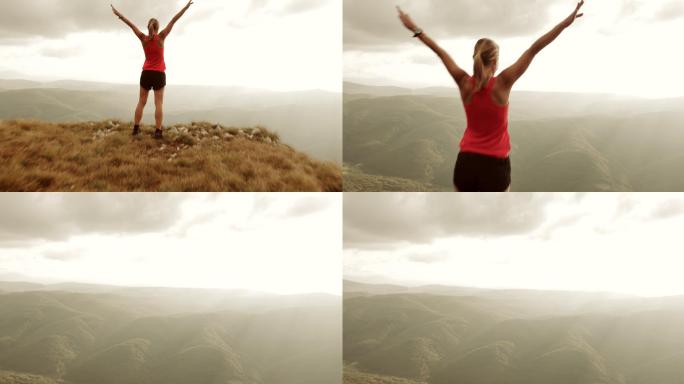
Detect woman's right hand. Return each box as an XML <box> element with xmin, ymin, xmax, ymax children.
<box><xmin>561</xmin><ymin>0</ymin><xmax>585</xmax><ymax>28</ymax></box>
<box><xmin>397</xmin><ymin>6</ymin><xmax>419</xmax><ymax>32</ymax></box>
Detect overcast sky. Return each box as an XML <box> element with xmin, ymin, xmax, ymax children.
<box><xmin>345</xmin><ymin>193</ymin><xmax>684</xmax><ymax>297</ymax></box>
<box><xmin>0</xmin><ymin>193</ymin><xmax>341</xmax><ymax>295</ymax></box>
<box><xmin>0</xmin><ymin>0</ymin><xmax>341</xmax><ymax>91</ymax></box>
<box><xmin>344</xmin><ymin>0</ymin><xmax>684</xmax><ymax>98</ymax></box>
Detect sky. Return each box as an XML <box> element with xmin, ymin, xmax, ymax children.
<box><xmin>344</xmin><ymin>0</ymin><xmax>684</xmax><ymax>98</ymax></box>
<box><xmin>345</xmin><ymin>193</ymin><xmax>684</xmax><ymax>297</ymax></box>
<box><xmin>0</xmin><ymin>0</ymin><xmax>341</xmax><ymax>92</ymax></box>
<box><xmin>0</xmin><ymin>193</ymin><xmax>342</xmax><ymax>295</ymax></box>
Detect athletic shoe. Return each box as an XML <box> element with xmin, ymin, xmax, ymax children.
<box><xmin>154</xmin><ymin>129</ymin><xmax>163</xmax><ymax>140</ymax></box>
<box><xmin>132</xmin><ymin>126</ymin><xmax>141</xmax><ymax>136</ymax></box>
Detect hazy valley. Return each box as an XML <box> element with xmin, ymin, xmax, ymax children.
<box><xmin>0</xmin><ymin>281</ymin><xmax>341</xmax><ymax>384</ymax></box>
<box><xmin>343</xmin><ymin>82</ymin><xmax>684</xmax><ymax>191</ymax></box>
<box><xmin>344</xmin><ymin>280</ymin><xmax>684</xmax><ymax>384</ymax></box>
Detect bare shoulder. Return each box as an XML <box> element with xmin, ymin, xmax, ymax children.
<box><xmin>459</xmin><ymin>75</ymin><xmax>474</xmax><ymax>91</ymax></box>
<box><xmin>459</xmin><ymin>76</ymin><xmax>475</xmax><ymax>103</ymax></box>
<box><xmin>491</xmin><ymin>76</ymin><xmax>511</xmax><ymax>105</ymax></box>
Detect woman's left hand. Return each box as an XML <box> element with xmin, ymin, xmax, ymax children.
<box><xmin>111</xmin><ymin>4</ymin><xmax>123</xmax><ymax>19</ymax></box>
<box><xmin>397</xmin><ymin>6</ymin><xmax>419</xmax><ymax>32</ymax></box>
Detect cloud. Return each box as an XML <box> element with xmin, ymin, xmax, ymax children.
<box><xmin>649</xmin><ymin>199</ymin><xmax>684</xmax><ymax>220</ymax></box>
<box><xmin>408</xmin><ymin>251</ymin><xmax>448</xmax><ymax>264</ymax></box>
<box><xmin>40</xmin><ymin>45</ymin><xmax>82</xmax><ymax>58</ymax></box>
<box><xmin>344</xmin><ymin>0</ymin><xmax>567</xmax><ymax>50</ymax></box>
<box><xmin>43</xmin><ymin>248</ymin><xmax>85</xmax><ymax>261</ymax></box>
<box><xmin>0</xmin><ymin>0</ymin><xmax>203</xmax><ymax>39</ymax></box>
<box><xmin>654</xmin><ymin>0</ymin><xmax>684</xmax><ymax>21</ymax></box>
<box><xmin>0</xmin><ymin>193</ymin><xmax>189</xmax><ymax>246</ymax></box>
<box><xmin>249</xmin><ymin>0</ymin><xmax>324</xmax><ymax>15</ymax></box>
<box><xmin>344</xmin><ymin>193</ymin><xmax>554</xmax><ymax>249</ymax></box>
<box><xmin>617</xmin><ymin>0</ymin><xmax>684</xmax><ymax>21</ymax></box>
<box><xmin>252</xmin><ymin>193</ymin><xmax>333</xmax><ymax>219</ymax></box>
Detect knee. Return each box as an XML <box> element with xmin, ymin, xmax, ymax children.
<box><xmin>138</xmin><ymin>97</ymin><xmax>148</xmax><ymax>107</ymax></box>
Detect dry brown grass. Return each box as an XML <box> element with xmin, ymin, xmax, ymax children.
<box><xmin>0</xmin><ymin>120</ymin><xmax>341</xmax><ymax>192</ymax></box>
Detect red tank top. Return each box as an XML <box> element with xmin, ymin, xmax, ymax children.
<box><xmin>460</xmin><ymin>76</ymin><xmax>510</xmax><ymax>158</ymax></box>
<box><xmin>143</xmin><ymin>34</ymin><xmax>166</xmax><ymax>72</ymax></box>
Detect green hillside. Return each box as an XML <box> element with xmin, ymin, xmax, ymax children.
<box><xmin>0</xmin><ymin>284</ymin><xmax>341</xmax><ymax>384</ymax></box>
<box><xmin>344</xmin><ymin>281</ymin><xmax>684</xmax><ymax>384</ymax></box>
<box><xmin>344</xmin><ymin>83</ymin><xmax>684</xmax><ymax>191</ymax></box>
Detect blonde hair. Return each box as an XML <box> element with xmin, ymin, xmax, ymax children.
<box><xmin>473</xmin><ymin>38</ymin><xmax>499</xmax><ymax>92</ymax></box>
<box><xmin>148</xmin><ymin>18</ymin><xmax>160</xmax><ymax>36</ymax></box>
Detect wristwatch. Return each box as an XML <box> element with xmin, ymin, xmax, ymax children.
<box><xmin>412</xmin><ymin>28</ymin><xmax>423</xmax><ymax>38</ymax></box>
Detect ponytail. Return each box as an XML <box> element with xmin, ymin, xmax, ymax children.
<box><xmin>472</xmin><ymin>38</ymin><xmax>499</xmax><ymax>92</ymax></box>
<box><xmin>473</xmin><ymin>50</ymin><xmax>487</xmax><ymax>92</ymax></box>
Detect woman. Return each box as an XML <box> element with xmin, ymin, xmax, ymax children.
<box><xmin>398</xmin><ymin>1</ymin><xmax>585</xmax><ymax>192</ymax></box>
<box><xmin>111</xmin><ymin>1</ymin><xmax>193</xmax><ymax>139</ymax></box>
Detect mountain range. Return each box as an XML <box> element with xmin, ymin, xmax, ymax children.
<box><xmin>0</xmin><ymin>281</ymin><xmax>341</xmax><ymax>384</ymax></box>
<box><xmin>344</xmin><ymin>280</ymin><xmax>684</xmax><ymax>384</ymax></box>
<box><xmin>343</xmin><ymin>82</ymin><xmax>684</xmax><ymax>191</ymax></box>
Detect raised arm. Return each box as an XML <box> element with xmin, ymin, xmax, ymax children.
<box><xmin>397</xmin><ymin>7</ymin><xmax>469</xmax><ymax>88</ymax></box>
<box><xmin>111</xmin><ymin>4</ymin><xmax>145</xmax><ymax>41</ymax></box>
<box><xmin>160</xmin><ymin>1</ymin><xmax>194</xmax><ymax>39</ymax></box>
<box><xmin>499</xmin><ymin>0</ymin><xmax>585</xmax><ymax>89</ymax></box>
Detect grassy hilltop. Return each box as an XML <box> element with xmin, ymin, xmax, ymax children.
<box><xmin>0</xmin><ymin>119</ymin><xmax>341</xmax><ymax>192</ymax></box>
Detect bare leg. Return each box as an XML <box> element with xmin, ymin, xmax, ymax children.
<box><xmin>154</xmin><ymin>87</ymin><xmax>165</xmax><ymax>130</ymax></box>
<box><xmin>134</xmin><ymin>87</ymin><xmax>149</xmax><ymax>126</ymax></box>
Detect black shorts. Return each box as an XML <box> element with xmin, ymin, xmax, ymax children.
<box><xmin>140</xmin><ymin>70</ymin><xmax>166</xmax><ymax>91</ymax></box>
<box><xmin>453</xmin><ymin>152</ymin><xmax>511</xmax><ymax>192</ymax></box>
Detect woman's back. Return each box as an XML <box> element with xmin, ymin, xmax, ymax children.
<box><xmin>460</xmin><ymin>77</ymin><xmax>510</xmax><ymax>159</ymax></box>
<box><xmin>143</xmin><ymin>34</ymin><xmax>166</xmax><ymax>72</ymax></box>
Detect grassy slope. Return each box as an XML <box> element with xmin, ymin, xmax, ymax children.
<box><xmin>0</xmin><ymin>120</ymin><xmax>341</xmax><ymax>192</ymax></box>
<box><xmin>343</xmin><ymin>165</ymin><xmax>446</xmax><ymax>192</ymax></box>
<box><xmin>344</xmin><ymin>364</ymin><xmax>424</xmax><ymax>384</ymax></box>
<box><xmin>0</xmin><ymin>370</ymin><xmax>67</xmax><ymax>384</ymax></box>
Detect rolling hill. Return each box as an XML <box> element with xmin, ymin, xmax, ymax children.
<box><xmin>0</xmin><ymin>282</ymin><xmax>341</xmax><ymax>384</ymax></box>
<box><xmin>343</xmin><ymin>82</ymin><xmax>684</xmax><ymax>191</ymax></box>
<box><xmin>0</xmin><ymin>119</ymin><xmax>341</xmax><ymax>192</ymax></box>
<box><xmin>344</xmin><ymin>280</ymin><xmax>684</xmax><ymax>384</ymax></box>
